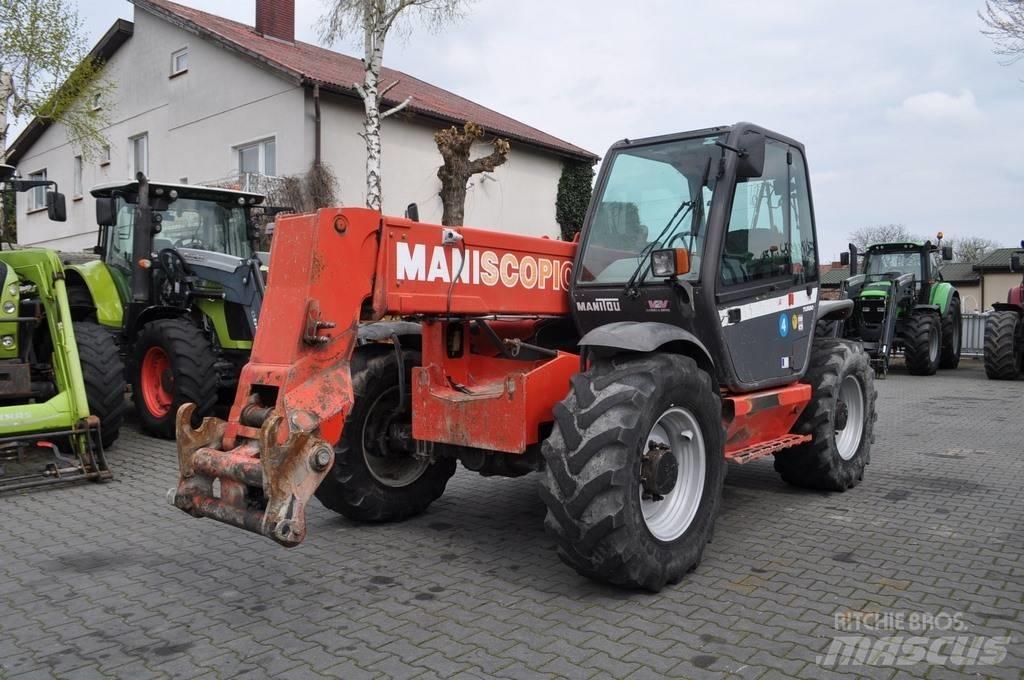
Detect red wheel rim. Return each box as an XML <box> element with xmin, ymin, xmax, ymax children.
<box><xmin>140</xmin><ymin>347</ymin><xmax>173</xmax><ymax>418</ymax></box>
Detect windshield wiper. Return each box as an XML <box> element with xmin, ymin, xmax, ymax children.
<box><xmin>622</xmin><ymin>199</ymin><xmax>695</xmax><ymax>297</ymax></box>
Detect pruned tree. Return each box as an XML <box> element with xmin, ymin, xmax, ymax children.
<box><xmin>434</xmin><ymin>121</ymin><xmax>509</xmax><ymax>226</ymax></box>
<box><xmin>980</xmin><ymin>0</ymin><xmax>1024</xmax><ymax>64</ymax></box>
<box><xmin>319</xmin><ymin>0</ymin><xmax>472</xmax><ymax>211</ymax></box>
<box><xmin>0</xmin><ymin>0</ymin><xmax>111</xmax><ymax>161</ymax></box>
<box><xmin>848</xmin><ymin>224</ymin><xmax>919</xmax><ymax>252</ymax></box>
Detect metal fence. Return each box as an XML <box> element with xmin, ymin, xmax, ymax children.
<box><xmin>961</xmin><ymin>313</ymin><xmax>987</xmax><ymax>357</ymax></box>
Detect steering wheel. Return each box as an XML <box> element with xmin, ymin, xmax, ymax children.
<box><xmin>174</xmin><ymin>237</ymin><xmax>207</xmax><ymax>250</ymax></box>
<box><xmin>663</xmin><ymin>231</ymin><xmax>691</xmax><ymax>250</ymax></box>
<box><xmin>155</xmin><ymin>248</ymin><xmax>191</xmax><ymax>307</ymax></box>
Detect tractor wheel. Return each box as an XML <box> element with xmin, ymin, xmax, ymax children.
<box><xmin>67</xmin><ymin>286</ymin><xmax>97</xmax><ymax>322</ymax></box>
<box><xmin>74</xmin><ymin>322</ymin><xmax>126</xmax><ymax>449</ymax></box>
<box><xmin>814</xmin><ymin>319</ymin><xmax>840</xmax><ymax>338</ymax></box>
<box><xmin>939</xmin><ymin>296</ymin><xmax>962</xmax><ymax>369</ymax></box>
<box><xmin>539</xmin><ymin>353</ymin><xmax>725</xmax><ymax>591</ymax></box>
<box><xmin>774</xmin><ymin>339</ymin><xmax>876</xmax><ymax>491</ymax></box>
<box><xmin>132</xmin><ymin>318</ymin><xmax>218</xmax><ymax>439</ymax></box>
<box><xmin>984</xmin><ymin>310</ymin><xmax>1023</xmax><ymax>380</ymax></box>
<box><xmin>315</xmin><ymin>346</ymin><xmax>457</xmax><ymax>522</ymax></box>
<box><xmin>902</xmin><ymin>311</ymin><xmax>941</xmax><ymax>375</ymax></box>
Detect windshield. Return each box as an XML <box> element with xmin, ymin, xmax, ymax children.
<box><xmin>863</xmin><ymin>251</ymin><xmax>921</xmax><ymax>280</ymax></box>
<box><xmin>106</xmin><ymin>196</ymin><xmax>251</xmax><ymax>269</ymax></box>
<box><xmin>577</xmin><ymin>135</ymin><xmax>723</xmax><ymax>284</ymax></box>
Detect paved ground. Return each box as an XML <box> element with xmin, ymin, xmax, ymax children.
<box><xmin>1</xmin><ymin>360</ymin><xmax>1022</xmax><ymax>679</ymax></box>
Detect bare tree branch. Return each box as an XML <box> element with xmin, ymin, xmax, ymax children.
<box><xmin>381</xmin><ymin>95</ymin><xmax>412</xmax><ymax>118</ymax></box>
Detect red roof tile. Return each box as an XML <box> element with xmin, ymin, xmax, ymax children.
<box><xmin>133</xmin><ymin>0</ymin><xmax>598</xmax><ymax>160</ymax></box>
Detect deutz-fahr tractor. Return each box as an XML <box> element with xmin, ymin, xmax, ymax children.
<box><xmin>170</xmin><ymin>123</ymin><xmax>877</xmax><ymax>591</ymax></box>
<box><xmin>0</xmin><ymin>165</ymin><xmax>125</xmax><ymax>492</ymax></box>
<box><xmin>65</xmin><ymin>174</ymin><xmax>269</xmax><ymax>438</ymax></box>
<box><xmin>829</xmin><ymin>237</ymin><xmax>961</xmax><ymax>377</ymax></box>
<box><xmin>984</xmin><ymin>242</ymin><xmax>1023</xmax><ymax>380</ymax></box>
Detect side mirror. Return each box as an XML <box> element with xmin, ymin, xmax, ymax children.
<box><xmin>941</xmin><ymin>245</ymin><xmax>953</xmax><ymax>261</ymax></box>
<box><xmin>839</xmin><ymin>252</ymin><xmax>850</xmax><ymax>266</ymax></box>
<box><xmin>735</xmin><ymin>130</ymin><xmax>766</xmax><ymax>180</ymax></box>
<box><xmin>405</xmin><ymin>202</ymin><xmax>419</xmax><ymax>222</ymax></box>
<box><xmin>96</xmin><ymin>197</ymin><xmax>116</xmax><ymax>226</ymax></box>
<box><xmin>1011</xmin><ymin>255</ymin><xmax>1021</xmax><ymax>273</ymax></box>
<box><xmin>46</xmin><ymin>191</ymin><xmax>67</xmax><ymax>222</ymax></box>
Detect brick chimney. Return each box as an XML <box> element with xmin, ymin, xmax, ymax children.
<box><xmin>255</xmin><ymin>0</ymin><xmax>294</xmax><ymax>43</ymax></box>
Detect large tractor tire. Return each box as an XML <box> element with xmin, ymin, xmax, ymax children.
<box><xmin>939</xmin><ymin>295</ymin><xmax>962</xmax><ymax>370</ymax></box>
<box><xmin>315</xmin><ymin>346</ymin><xmax>456</xmax><ymax>522</ymax></box>
<box><xmin>539</xmin><ymin>353</ymin><xmax>725</xmax><ymax>592</ymax></box>
<box><xmin>774</xmin><ymin>339</ymin><xmax>876</xmax><ymax>491</ymax></box>
<box><xmin>902</xmin><ymin>311</ymin><xmax>941</xmax><ymax>375</ymax></box>
<box><xmin>74</xmin><ymin>322</ymin><xmax>126</xmax><ymax>449</ymax></box>
<box><xmin>984</xmin><ymin>310</ymin><xmax>1023</xmax><ymax>380</ymax></box>
<box><xmin>132</xmin><ymin>318</ymin><xmax>218</xmax><ymax>439</ymax></box>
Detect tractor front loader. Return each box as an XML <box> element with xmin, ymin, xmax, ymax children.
<box><xmin>984</xmin><ymin>242</ymin><xmax>1023</xmax><ymax>380</ymax></box>
<box><xmin>171</xmin><ymin>123</ymin><xmax>877</xmax><ymax>590</ymax></box>
<box><xmin>0</xmin><ymin>165</ymin><xmax>126</xmax><ymax>492</ymax></box>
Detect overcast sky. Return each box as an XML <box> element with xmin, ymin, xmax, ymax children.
<box><xmin>67</xmin><ymin>0</ymin><xmax>1024</xmax><ymax>258</ymax></box>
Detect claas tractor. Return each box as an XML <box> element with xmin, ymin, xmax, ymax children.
<box><xmin>0</xmin><ymin>165</ymin><xmax>125</xmax><ymax>491</ymax></box>
<box><xmin>170</xmin><ymin>123</ymin><xmax>877</xmax><ymax>590</ymax></box>
<box><xmin>828</xmin><ymin>237</ymin><xmax>961</xmax><ymax>377</ymax></box>
<box><xmin>984</xmin><ymin>242</ymin><xmax>1023</xmax><ymax>380</ymax></box>
<box><xmin>64</xmin><ymin>174</ymin><xmax>270</xmax><ymax>438</ymax></box>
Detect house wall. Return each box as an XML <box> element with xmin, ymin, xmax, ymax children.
<box><xmin>316</xmin><ymin>92</ymin><xmax>563</xmax><ymax>238</ymax></box>
<box><xmin>981</xmin><ymin>272</ymin><xmax>1022</xmax><ymax>310</ymax></box>
<box><xmin>14</xmin><ymin>9</ymin><xmax>308</xmax><ymax>250</ymax></box>
<box><xmin>955</xmin><ymin>284</ymin><xmax>982</xmax><ymax>313</ymax></box>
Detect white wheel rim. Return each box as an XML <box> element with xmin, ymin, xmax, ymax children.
<box><xmin>640</xmin><ymin>407</ymin><xmax>706</xmax><ymax>542</ymax></box>
<box><xmin>835</xmin><ymin>376</ymin><xmax>865</xmax><ymax>461</ymax></box>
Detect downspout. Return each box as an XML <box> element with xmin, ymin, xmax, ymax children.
<box><xmin>313</xmin><ymin>84</ymin><xmax>321</xmax><ymax>167</ymax></box>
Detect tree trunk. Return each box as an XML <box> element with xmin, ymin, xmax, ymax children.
<box><xmin>434</xmin><ymin>122</ymin><xmax>510</xmax><ymax>227</ymax></box>
<box><xmin>361</xmin><ymin>39</ymin><xmax>384</xmax><ymax>211</ymax></box>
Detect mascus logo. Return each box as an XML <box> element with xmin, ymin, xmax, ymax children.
<box><xmin>395</xmin><ymin>242</ymin><xmax>572</xmax><ymax>290</ymax></box>
<box><xmin>576</xmin><ymin>297</ymin><xmax>621</xmax><ymax>312</ymax></box>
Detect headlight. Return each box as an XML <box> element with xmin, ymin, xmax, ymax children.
<box><xmin>650</xmin><ymin>248</ymin><xmax>691</xmax><ymax>278</ymax></box>
<box><xmin>2</xmin><ymin>301</ymin><xmax>15</xmax><ymax>314</ymax></box>
<box><xmin>1</xmin><ymin>335</ymin><xmax>14</xmax><ymax>348</ymax></box>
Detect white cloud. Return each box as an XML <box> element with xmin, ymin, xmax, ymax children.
<box><xmin>887</xmin><ymin>89</ymin><xmax>983</xmax><ymax>124</ymax></box>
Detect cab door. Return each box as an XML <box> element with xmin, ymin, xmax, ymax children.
<box><xmin>716</xmin><ymin>139</ymin><xmax>820</xmax><ymax>389</ymax></box>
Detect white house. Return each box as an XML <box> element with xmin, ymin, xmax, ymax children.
<box><xmin>6</xmin><ymin>0</ymin><xmax>597</xmax><ymax>250</ymax></box>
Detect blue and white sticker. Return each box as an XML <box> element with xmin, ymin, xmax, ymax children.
<box><xmin>778</xmin><ymin>313</ymin><xmax>790</xmax><ymax>338</ymax></box>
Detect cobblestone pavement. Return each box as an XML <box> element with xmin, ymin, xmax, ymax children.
<box><xmin>1</xmin><ymin>360</ymin><xmax>1022</xmax><ymax>679</ymax></box>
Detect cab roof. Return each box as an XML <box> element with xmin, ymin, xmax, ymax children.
<box><xmin>90</xmin><ymin>179</ymin><xmax>265</xmax><ymax>205</ymax></box>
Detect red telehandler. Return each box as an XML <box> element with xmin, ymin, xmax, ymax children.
<box><xmin>171</xmin><ymin>123</ymin><xmax>876</xmax><ymax>590</ymax></box>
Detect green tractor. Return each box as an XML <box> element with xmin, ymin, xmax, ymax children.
<box><xmin>829</xmin><ymin>235</ymin><xmax>961</xmax><ymax>376</ymax></box>
<box><xmin>64</xmin><ymin>174</ymin><xmax>271</xmax><ymax>438</ymax></box>
<box><xmin>0</xmin><ymin>165</ymin><xmax>125</xmax><ymax>491</ymax></box>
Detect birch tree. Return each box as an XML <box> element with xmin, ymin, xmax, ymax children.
<box><xmin>0</xmin><ymin>0</ymin><xmax>110</xmax><ymax>161</ymax></box>
<box><xmin>434</xmin><ymin>121</ymin><xmax>509</xmax><ymax>226</ymax></box>
<box><xmin>319</xmin><ymin>0</ymin><xmax>472</xmax><ymax>211</ymax></box>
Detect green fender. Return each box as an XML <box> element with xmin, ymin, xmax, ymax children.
<box><xmin>65</xmin><ymin>260</ymin><xmax>126</xmax><ymax>328</ymax></box>
<box><xmin>929</xmin><ymin>281</ymin><xmax>957</xmax><ymax>316</ymax></box>
<box><xmin>0</xmin><ymin>264</ymin><xmax>20</xmax><ymax>360</ymax></box>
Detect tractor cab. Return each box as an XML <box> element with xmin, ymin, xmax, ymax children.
<box><xmin>857</xmin><ymin>239</ymin><xmax>952</xmax><ymax>306</ymax></box>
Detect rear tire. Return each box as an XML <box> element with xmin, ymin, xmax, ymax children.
<box><xmin>132</xmin><ymin>319</ymin><xmax>218</xmax><ymax>439</ymax></box>
<box><xmin>315</xmin><ymin>346</ymin><xmax>457</xmax><ymax>522</ymax></box>
<box><xmin>74</xmin><ymin>322</ymin><xmax>126</xmax><ymax>449</ymax></box>
<box><xmin>902</xmin><ymin>311</ymin><xmax>941</xmax><ymax>375</ymax></box>
<box><xmin>984</xmin><ymin>310</ymin><xmax>1023</xmax><ymax>380</ymax></box>
<box><xmin>539</xmin><ymin>353</ymin><xmax>725</xmax><ymax>591</ymax></box>
<box><xmin>774</xmin><ymin>339</ymin><xmax>876</xmax><ymax>491</ymax></box>
<box><xmin>939</xmin><ymin>296</ymin><xmax>962</xmax><ymax>369</ymax></box>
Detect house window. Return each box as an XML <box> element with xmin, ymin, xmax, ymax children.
<box><xmin>73</xmin><ymin>156</ymin><xmax>83</xmax><ymax>198</ymax></box>
<box><xmin>100</xmin><ymin>145</ymin><xmax>111</xmax><ymax>166</ymax></box>
<box><xmin>237</xmin><ymin>138</ymin><xmax>276</xmax><ymax>178</ymax></box>
<box><xmin>130</xmin><ymin>133</ymin><xmax>148</xmax><ymax>176</ymax></box>
<box><xmin>27</xmin><ymin>170</ymin><xmax>47</xmax><ymax>211</ymax></box>
<box><xmin>171</xmin><ymin>47</ymin><xmax>188</xmax><ymax>76</ymax></box>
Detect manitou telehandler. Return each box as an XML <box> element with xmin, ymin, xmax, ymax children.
<box><xmin>984</xmin><ymin>242</ymin><xmax>1023</xmax><ymax>380</ymax></box>
<box><xmin>826</xmin><ymin>237</ymin><xmax>961</xmax><ymax>377</ymax></box>
<box><xmin>171</xmin><ymin>123</ymin><xmax>877</xmax><ymax>590</ymax></box>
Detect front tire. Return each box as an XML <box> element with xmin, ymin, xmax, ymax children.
<box><xmin>939</xmin><ymin>296</ymin><xmax>962</xmax><ymax>369</ymax></box>
<box><xmin>132</xmin><ymin>318</ymin><xmax>218</xmax><ymax>439</ymax></box>
<box><xmin>774</xmin><ymin>339</ymin><xmax>876</xmax><ymax>491</ymax></box>
<box><xmin>984</xmin><ymin>310</ymin><xmax>1023</xmax><ymax>380</ymax></box>
<box><xmin>315</xmin><ymin>346</ymin><xmax>457</xmax><ymax>522</ymax></box>
<box><xmin>902</xmin><ymin>311</ymin><xmax>941</xmax><ymax>375</ymax></box>
<box><xmin>539</xmin><ymin>353</ymin><xmax>725</xmax><ymax>591</ymax></box>
<box><xmin>74</xmin><ymin>322</ymin><xmax>126</xmax><ymax>448</ymax></box>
